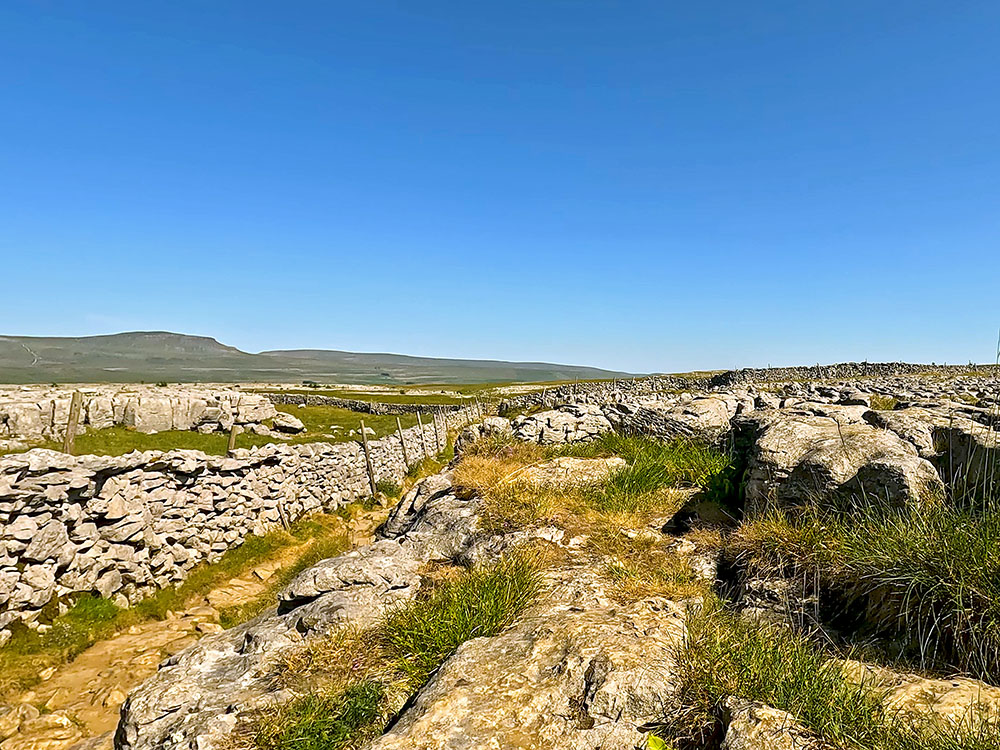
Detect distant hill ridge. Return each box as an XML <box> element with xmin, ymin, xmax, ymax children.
<box><xmin>0</xmin><ymin>331</ymin><xmax>631</xmax><ymax>384</ymax></box>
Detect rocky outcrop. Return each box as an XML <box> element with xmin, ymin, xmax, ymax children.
<box><xmin>613</xmin><ymin>394</ymin><xmax>751</xmax><ymax>442</ymax></box>
<box><xmin>865</xmin><ymin>406</ymin><xmax>1000</xmax><ymax>499</ymax></box>
<box><xmin>736</xmin><ymin>409</ymin><xmax>944</xmax><ymax>514</ymax></box>
<box><xmin>115</xmin><ymin>474</ymin><xmax>489</xmax><ymax>750</ymax></box>
<box><xmin>721</xmin><ymin>698</ymin><xmax>834</xmax><ymax>750</ymax></box>
<box><xmin>370</xmin><ymin>567</ymin><xmax>687</xmax><ymax>750</ymax></box>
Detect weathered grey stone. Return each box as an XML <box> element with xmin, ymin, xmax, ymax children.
<box><xmin>513</xmin><ymin>404</ymin><xmax>613</xmax><ymax>444</ymax></box>
<box><xmin>23</xmin><ymin>520</ymin><xmax>70</xmax><ymax>563</ymax></box>
<box><xmin>270</xmin><ymin>412</ymin><xmax>305</xmax><ymax>434</ymax></box>
<box><xmin>737</xmin><ymin>409</ymin><xmax>944</xmax><ymax>514</ymax></box>
<box><xmin>722</xmin><ymin>698</ymin><xmax>834</xmax><ymax>750</ymax></box>
<box><xmin>371</xmin><ymin>567</ymin><xmax>687</xmax><ymax>750</ymax></box>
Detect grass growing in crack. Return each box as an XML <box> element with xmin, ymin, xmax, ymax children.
<box><xmin>380</xmin><ymin>553</ymin><xmax>543</xmax><ymax>683</ymax></box>
<box><xmin>732</xmin><ymin>498</ymin><xmax>1000</xmax><ymax>683</ymax></box>
<box><xmin>868</xmin><ymin>394</ymin><xmax>899</xmax><ymax>411</ymax></box>
<box><xmin>582</xmin><ymin>435</ymin><xmax>734</xmax><ymax>513</ymax></box>
<box><xmin>673</xmin><ymin>600</ymin><xmax>1000</xmax><ymax>750</ymax></box>
<box><xmin>250</xmin><ymin>681</ymin><xmax>388</xmax><ymax>750</ymax></box>
<box><xmin>0</xmin><ymin>513</ymin><xmax>351</xmax><ymax>698</ymax></box>
<box><xmin>242</xmin><ymin>554</ymin><xmax>542</xmax><ymax>750</ymax></box>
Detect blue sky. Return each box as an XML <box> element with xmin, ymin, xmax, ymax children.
<box><xmin>2</xmin><ymin>2</ymin><xmax>998</xmax><ymax>373</ymax></box>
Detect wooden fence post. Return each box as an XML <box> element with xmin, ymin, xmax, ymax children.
<box><xmin>416</xmin><ymin>412</ymin><xmax>430</xmax><ymax>459</ymax></box>
<box><xmin>62</xmin><ymin>390</ymin><xmax>82</xmax><ymax>455</ymax></box>
<box><xmin>395</xmin><ymin>416</ymin><xmax>410</xmax><ymax>466</ymax></box>
<box><xmin>432</xmin><ymin>410</ymin><xmax>442</xmax><ymax>454</ymax></box>
<box><xmin>359</xmin><ymin>420</ymin><xmax>378</xmax><ymax>497</ymax></box>
<box><xmin>227</xmin><ymin>423</ymin><xmax>242</xmax><ymax>453</ymax></box>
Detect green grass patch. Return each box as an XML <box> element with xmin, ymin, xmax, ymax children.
<box><xmin>11</xmin><ymin>406</ymin><xmax>429</xmax><ymax>457</ymax></box>
<box><xmin>250</xmin><ymin>681</ymin><xmax>388</xmax><ymax>750</ymax></box>
<box><xmin>868</xmin><ymin>394</ymin><xmax>899</xmax><ymax>411</ymax></box>
<box><xmin>575</xmin><ymin>434</ymin><xmax>736</xmax><ymax>513</ymax></box>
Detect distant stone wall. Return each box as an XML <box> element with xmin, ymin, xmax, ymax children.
<box><xmin>0</xmin><ymin>386</ymin><xmax>277</xmax><ymax>444</ymax></box>
<box><xmin>499</xmin><ymin>363</ymin><xmax>1000</xmax><ymax>413</ymax></box>
<box><xmin>266</xmin><ymin>392</ymin><xmax>464</xmax><ymax>415</ymax></box>
<box><xmin>0</xmin><ymin>407</ymin><xmax>478</xmax><ymax>641</ymax></box>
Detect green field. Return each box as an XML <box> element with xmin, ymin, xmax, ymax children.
<box><xmin>9</xmin><ymin>405</ymin><xmax>433</xmax><ymax>458</ymax></box>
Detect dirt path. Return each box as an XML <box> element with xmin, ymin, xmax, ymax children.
<box><xmin>0</xmin><ymin>510</ymin><xmax>383</xmax><ymax>750</ymax></box>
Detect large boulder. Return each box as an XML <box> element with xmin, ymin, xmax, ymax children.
<box><xmin>865</xmin><ymin>406</ymin><xmax>1000</xmax><ymax>499</ymax></box>
<box><xmin>737</xmin><ymin>409</ymin><xmax>945</xmax><ymax>515</ymax></box>
<box><xmin>271</xmin><ymin>412</ymin><xmax>305</xmax><ymax>434</ymax></box>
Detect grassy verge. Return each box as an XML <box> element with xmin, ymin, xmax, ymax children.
<box><xmin>245</xmin><ymin>554</ymin><xmax>542</xmax><ymax>750</ymax></box>
<box><xmin>668</xmin><ymin>599</ymin><xmax>1000</xmax><ymax>750</ymax></box>
<box><xmin>0</xmin><ymin>513</ymin><xmax>350</xmax><ymax>698</ymax></box>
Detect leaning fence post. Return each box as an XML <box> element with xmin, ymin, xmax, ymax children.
<box><xmin>395</xmin><ymin>416</ymin><xmax>410</xmax><ymax>467</ymax></box>
<box><xmin>416</xmin><ymin>412</ymin><xmax>430</xmax><ymax>460</ymax></box>
<box><xmin>62</xmin><ymin>390</ymin><xmax>82</xmax><ymax>455</ymax></box>
<box><xmin>359</xmin><ymin>420</ymin><xmax>378</xmax><ymax>498</ymax></box>
<box><xmin>227</xmin><ymin>423</ymin><xmax>242</xmax><ymax>453</ymax></box>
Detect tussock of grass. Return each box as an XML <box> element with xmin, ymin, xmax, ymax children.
<box><xmin>868</xmin><ymin>394</ymin><xmax>899</xmax><ymax>411</ymax></box>
<box><xmin>243</xmin><ymin>554</ymin><xmax>542</xmax><ymax>750</ymax></box>
<box><xmin>380</xmin><ymin>553</ymin><xmax>542</xmax><ymax>683</ymax></box>
<box><xmin>250</xmin><ymin>681</ymin><xmax>388</xmax><ymax>750</ymax></box>
<box><xmin>374</xmin><ymin>478</ymin><xmax>401</xmax><ymax>498</ymax></box>
<box><xmin>672</xmin><ymin>600</ymin><xmax>1000</xmax><ymax>750</ymax></box>
<box><xmin>732</xmin><ymin>500</ymin><xmax>1000</xmax><ymax>682</ymax></box>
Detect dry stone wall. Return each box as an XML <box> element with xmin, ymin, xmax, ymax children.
<box><xmin>0</xmin><ymin>411</ymin><xmax>473</xmax><ymax>643</ymax></box>
<box><xmin>499</xmin><ymin>362</ymin><xmax>1000</xmax><ymax>413</ymax></box>
<box><xmin>0</xmin><ymin>386</ymin><xmax>277</xmax><ymax>447</ymax></box>
<box><xmin>266</xmin><ymin>392</ymin><xmax>464</xmax><ymax>415</ymax></box>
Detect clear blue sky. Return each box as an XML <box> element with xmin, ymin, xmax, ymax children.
<box><xmin>2</xmin><ymin>2</ymin><xmax>998</xmax><ymax>373</ymax></box>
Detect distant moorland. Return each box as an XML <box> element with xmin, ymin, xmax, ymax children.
<box><xmin>0</xmin><ymin>331</ymin><xmax>632</xmax><ymax>384</ymax></box>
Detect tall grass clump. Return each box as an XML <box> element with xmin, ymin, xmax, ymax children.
<box><xmin>581</xmin><ymin>435</ymin><xmax>736</xmax><ymax>513</ymax></box>
<box><xmin>733</xmin><ymin>495</ymin><xmax>1000</xmax><ymax>682</ymax></box>
<box><xmin>380</xmin><ymin>553</ymin><xmax>543</xmax><ymax>683</ymax></box>
<box><xmin>672</xmin><ymin>600</ymin><xmax>1000</xmax><ymax>750</ymax></box>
